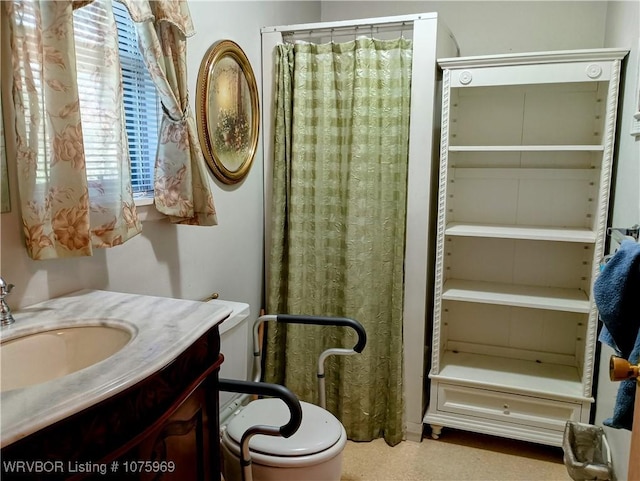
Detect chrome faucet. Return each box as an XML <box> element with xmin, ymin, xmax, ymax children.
<box><xmin>0</xmin><ymin>277</ymin><xmax>15</xmax><ymax>326</ymax></box>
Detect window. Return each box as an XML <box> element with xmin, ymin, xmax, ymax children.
<box><xmin>112</xmin><ymin>2</ymin><xmax>159</xmax><ymax>196</ymax></box>
<box><xmin>12</xmin><ymin>2</ymin><xmax>158</xmax><ymax>198</ymax></box>
<box><xmin>73</xmin><ymin>2</ymin><xmax>159</xmax><ymax>197</ymax></box>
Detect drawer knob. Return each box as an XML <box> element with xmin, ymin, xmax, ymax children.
<box><xmin>503</xmin><ymin>404</ymin><xmax>510</xmax><ymax>414</ymax></box>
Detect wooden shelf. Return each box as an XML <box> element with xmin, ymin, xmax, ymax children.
<box><xmin>448</xmin><ymin>145</ymin><xmax>605</xmax><ymax>152</ymax></box>
<box><xmin>444</xmin><ymin>222</ymin><xmax>597</xmax><ymax>243</ymax></box>
<box><xmin>434</xmin><ymin>351</ymin><xmax>586</xmax><ymax>400</ymax></box>
<box><xmin>442</xmin><ymin>279</ymin><xmax>590</xmax><ymax>313</ymax></box>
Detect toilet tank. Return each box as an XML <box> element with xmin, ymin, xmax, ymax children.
<box><xmin>206</xmin><ymin>299</ymin><xmax>251</xmax><ymax>410</ymax></box>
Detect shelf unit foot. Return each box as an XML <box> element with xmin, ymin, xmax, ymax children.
<box><xmin>430</xmin><ymin>425</ymin><xmax>443</xmax><ymax>440</ymax></box>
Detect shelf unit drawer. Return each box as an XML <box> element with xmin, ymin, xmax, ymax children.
<box><xmin>437</xmin><ymin>383</ymin><xmax>582</xmax><ymax>431</ymax></box>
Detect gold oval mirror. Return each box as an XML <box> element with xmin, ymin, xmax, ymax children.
<box><xmin>196</xmin><ymin>40</ymin><xmax>259</xmax><ymax>184</ymax></box>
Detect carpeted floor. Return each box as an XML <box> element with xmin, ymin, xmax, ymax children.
<box><xmin>341</xmin><ymin>429</ymin><xmax>572</xmax><ymax>481</ymax></box>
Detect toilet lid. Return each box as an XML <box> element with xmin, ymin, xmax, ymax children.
<box><xmin>226</xmin><ymin>398</ymin><xmax>344</xmax><ymax>457</ymax></box>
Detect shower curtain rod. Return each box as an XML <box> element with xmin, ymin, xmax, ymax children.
<box><xmin>261</xmin><ymin>12</ymin><xmax>435</xmax><ymax>38</ymax></box>
<box><xmin>282</xmin><ymin>22</ymin><xmax>414</xmax><ymax>41</ymax></box>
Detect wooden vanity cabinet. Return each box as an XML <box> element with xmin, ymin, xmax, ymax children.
<box><xmin>424</xmin><ymin>49</ymin><xmax>627</xmax><ymax>446</ymax></box>
<box><xmin>1</xmin><ymin>326</ymin><xmax>224</xmax><ymax>481</ymax></box>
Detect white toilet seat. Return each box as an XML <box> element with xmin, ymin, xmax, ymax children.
<box><xmin>222</xmin><ymin>398</ymin><xmax>347</xmax><ymax>467</ymax></box>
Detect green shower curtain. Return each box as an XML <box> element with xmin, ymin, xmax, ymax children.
<box><xmin>265</xmin><ymin>37</ymin><xmax>413</xmax><ymax>446</ymax></box>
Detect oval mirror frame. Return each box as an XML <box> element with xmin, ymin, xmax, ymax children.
<box><xmin>196</xmin><ymin>40</ymin><xmax>260</xmax><ymax>185</ymax></box>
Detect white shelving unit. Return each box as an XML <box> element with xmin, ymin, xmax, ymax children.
<box><xmin>424</xmin><ymin>49</ymin><xmax>628</xmax><ymax>447</ymax></box>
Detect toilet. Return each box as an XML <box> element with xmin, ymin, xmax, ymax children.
<box><xmin>209</xmin><ymin>299</ymin><xmax>348</xmax><ymax>481</ymax></box>
<box><xmin>211</xmin><ymin>299</ymin><xmax>252</xmax><ymax>415</ymax></box>
<box><xmin>221</xmin><ymin>398</ymin><xmax>347</xmax><ymax>481</ymax></box>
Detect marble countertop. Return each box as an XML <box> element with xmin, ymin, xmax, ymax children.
<box><xmin>0</xmin><ymin>289</ymin><xmax>231</xmax><ymax>448</ymax></box>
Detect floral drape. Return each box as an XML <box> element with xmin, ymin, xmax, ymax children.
<box><xmin>4</xmin><ymin>0</ymin><xmax>141</xmax><ymax>260</ymax></box>
<box><xmin>119</xmin><ymin>0</ymin><xmax>217</xmax><ymax>226</ymax></box>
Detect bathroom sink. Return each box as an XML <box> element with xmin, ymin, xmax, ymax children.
<box><xmin>0</xmin><ymin>323</ymin><xmax>134</xmax><ymax>392</ymax></box>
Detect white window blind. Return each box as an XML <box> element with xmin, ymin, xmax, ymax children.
<box><xmin>73</xmin><ymin>4</ymin><xmax>123</xmax><ymax>196</ymax></box>
<box><xmin>74</xmin><ymin>2</ymin><xmax>159</xmax><ymax>196</ymax></box>
<box><xmin>12</xmin><ymin>2</ymin><xmax>158</xmax><ymax>196</ymax></box>
<box><xmin>112</xmin><ymin>1</ymin><xmax>159</xmax><ymax>195</ymax></box>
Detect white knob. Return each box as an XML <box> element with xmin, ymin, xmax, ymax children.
<box><xmin>586</xmin><ymin>64</ymin><xmax>602</xmax><ymax>79</ymax></box>
<box><xmin>459</xmin><ymin>70</ymin><xmax>473</xmax><ymax>85</ymax></box>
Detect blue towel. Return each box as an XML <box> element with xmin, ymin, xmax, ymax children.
<box><xmin>594</xmin><ymin>239</ymin><xmax>640</xmax><ymax>430</ymax></box>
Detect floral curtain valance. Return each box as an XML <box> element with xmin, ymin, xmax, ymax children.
<box><xmin>4</xmin><ymin>0</ymin><xmax>142</xmax><ymax>260</ymax></box>
<box><xmin>117</xmin><ymin>0</ymin><xmax>194</xmax><ymax>36</ymax></box>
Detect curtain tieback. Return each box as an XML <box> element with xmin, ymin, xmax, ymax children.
<box><xmin>161</xmin><ymin>101</ymin><xmax>188</xmax><ymax>123</ymax></box>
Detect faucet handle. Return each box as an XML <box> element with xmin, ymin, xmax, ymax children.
<box><xmin>0</xmin><ymin>277</ymin><xmax>15</xmax><ymax>326</ymax></box>
<box><xmin>0</xmin><ymin>277</ymin><xmax>14</xmax><ymax>297</ymax></box>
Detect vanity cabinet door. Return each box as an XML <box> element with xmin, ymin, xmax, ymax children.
<box><xmin>133</xmin><ymin>389</ymin><xmax>209</xmax><ymax>481</ymax></box>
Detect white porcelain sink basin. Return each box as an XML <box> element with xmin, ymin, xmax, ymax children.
<box><xmin>0</xmin><ymin>323</ymin><xmax>134</xmax><ymax>392</ymax></box>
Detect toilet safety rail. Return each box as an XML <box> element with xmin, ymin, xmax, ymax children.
<box><xmin>251</xmin><ymin>314</ymin><xmax>367</xmax><ymax>409</ymax></box>
<box><xmin>220</xmin><ymin>314</ymin><xmax>366</xmax><ymax>481</ymax></box>
<box><xmin>218</xmin><ymin>379</ymin><xmax>302</xmax><ymax>481</ymax></box>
